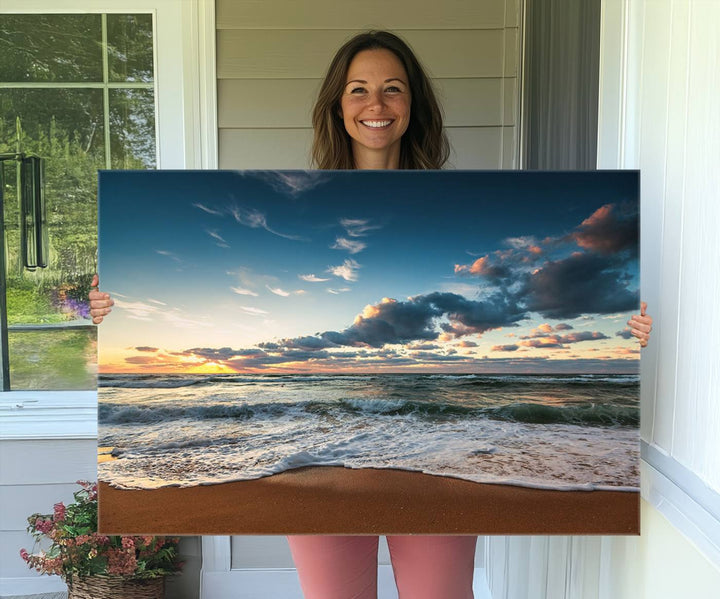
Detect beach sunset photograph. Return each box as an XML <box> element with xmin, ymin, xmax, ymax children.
<box><xmin>97</xmin><ymin>170</ymin><xmax>640</xmax><ymax>534</ymax></box>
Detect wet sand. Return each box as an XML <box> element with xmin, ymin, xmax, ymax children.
<box><xmin>98</xmin><ymin>466</ymin><xmax>639</xmax><ymax>535</ymax></box>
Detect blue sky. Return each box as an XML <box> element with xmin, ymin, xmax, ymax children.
<box><xmin>99</xmin><ymin>170</ymin><xmax>640</xmax><ymax>374</ymax></box>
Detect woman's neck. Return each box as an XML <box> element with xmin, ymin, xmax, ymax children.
<box><xmin>351</xmin><ymin>142</ymin><xmax>401</xmax><ymax>170</ymax></box>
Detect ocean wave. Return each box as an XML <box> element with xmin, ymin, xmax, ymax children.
<box><xmin>457</xmin><ymin>375</ymin><xmax>639</xmax><ymax>387</ymax></box>
<box><xmin>99</xmin><ymin>372</ymin><xmax>639</xmax><ymax>389</ymax></box>
<box><xmin>484</xmin><ymin>402</ymin><xmax>639</xmax><ymax>426</ymax></box>
<box><xmin>100</xmin><ymin>395</ymin><xmax>638</xmax><ymax>427</ymax></box>
<box><xmin>99</xmin><ymin>401</ymin><xmax>287</xmax><ymax>424</ymax></box>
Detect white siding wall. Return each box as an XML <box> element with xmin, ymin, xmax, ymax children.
<box><xmin>625</xmin><ymin>0</ymin><xmax>720</xmax><ymax>491</ymax></box>
<box><xmin>0</xmin><ymin>438</ymin><xmax>96</xmax><ymax>598</ymax></box>
<box><xmin>485</xmin><ymin>0</ymin><xmax>720</xmax><ymax>597</ymax></box>
<box><xmin>216</xmin><ymin>0</ymin><xmax>522</xmax><ymax>169</ymax></box>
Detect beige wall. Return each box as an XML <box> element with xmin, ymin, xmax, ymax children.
<box><xmin>604</xmin><ymin>501</ymin><xmax>720</xmax><ymax>599</ymax></box>
<box><xmin>216</xmin><ymin>0</ymin><xmax>522</xmax><ymax>169</ymax></box>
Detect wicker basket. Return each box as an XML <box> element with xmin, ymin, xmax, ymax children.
<box><xmin>67</xmin><ymin>575</ymin><xmax>164</xmax><ymax>599</ymax></box>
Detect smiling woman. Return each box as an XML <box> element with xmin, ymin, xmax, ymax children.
<box><xmin>311</xmin><ymin>30</ymin><xmax>448</xmax><ymax>170</ymax></box>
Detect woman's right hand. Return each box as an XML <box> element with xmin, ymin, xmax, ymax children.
<box><xmin>89</xmin><ymin>274</ymin><xmax>114</xmax><ymax>324</ymax></box>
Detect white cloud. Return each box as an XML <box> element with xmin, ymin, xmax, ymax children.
<box><xmin>240</xmin><ymin>306</ymin><xmax>269</xmax><ymax>316</ymax></box>
<box><xmin>193</xmin><ymin>202</ymin><xmax>223</xmax><ymax>216</ymax></box>
<box><xmin>249</xmin><ymin>171</ymin><xmax>329</xmax><ymax>196</ymax></box>
<box><xmin>155</xmin><ymin>249</ymin><xmax>181</xmax><ymax>263</ymax></box>
<box><xmin>327</xmin><ymin>259</ymin><xmax>360</xmax><ymax>282</ymax></box>
<box><xmin>231</xmin><ymin>286</ymin><xmax>259</xmax><ymax>297</ymax></box>
<box><xmin>228</xmin><ymin>205</ymin><xmax>304</xmax><ymax>241</ymax></box>
<box><xmin>207</xmin><ymin>230</ymin><xmax>229</xmax><ymax>247</ymax></box>
<box><xmin>114</xmin><ymin>298</ymin><xmax>206</xmax><ymax>328</ymax></box>
<box><xmin>331</xmin><ymin>237</ymin><xmax>366</xmax><ymax>254</ymax></box>
<box><xmin>267</xmin><ymin>285</ymin><xmax>291</xmax><ymax>297</ymax></box>
<box><xmin>299</xmin><ymin>274</ymin><xmax>330</xmax><ymax>282</ymax></box>
<box><xmin>340</xmin><ymin>218</ymin><xmax>381</xmax><ymax>237</ymax></box>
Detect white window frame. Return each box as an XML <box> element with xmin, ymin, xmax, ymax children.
<box><xmin>0</xmin><ymin>0</ymin><xmax>218</xmax><ymax>441</ymax></box>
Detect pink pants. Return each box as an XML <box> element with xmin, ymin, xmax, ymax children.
<box><xmin>287</xmin><ymin>535</ymin><xmax>476</xmax><ymax>599</ymax></box>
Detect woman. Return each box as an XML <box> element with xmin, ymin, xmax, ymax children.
<box><xmin>90</xmin><ymin>31</ymin><xmax>653</xmax><ymax>599</ymax></box>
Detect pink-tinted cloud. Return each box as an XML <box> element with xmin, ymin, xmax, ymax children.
<box><xmin>456</xmin><ymin>340</ymin><xmax>478</xmax><ymax>348</ymax></box>
<box><xmin>571</xmin><ymin>203</ymin><xmax>638</xmax><ymax>254</ymax></box>
<box><xmin>492</xmin><ymin>344</ymin><xmax>519</xmax><ymax>352</ymax></box>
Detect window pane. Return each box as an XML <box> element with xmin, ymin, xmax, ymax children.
<box><xmin>0</xmin><ymin>89</ymin><xmax>106</xmax><ymax>163</ymax></box>
<box><xmin>0</xmin><ymin>14</ymin><xmax>103</xmax><ymax>82</ymax></box>
<box><xmin>9</xmin><ymin>329</ymin><xmax>96</xmax><ymax>390</ymax></box>
<box><xmin>0</xmin><ymin>13</ymin><xmax>156</xmax><ymax>390</ymax></box>
<box><xmin>110</xmin><ymin>89</ymin><xmax>156</xmax><ymax>169</ymax></box>
<box><xmin>2</xmin><ymin>90</ymin><xmax>100</xmax><ymax>390</ymax></box>
<box><xmin>107</xmin><ymin>14</ymin><xmax>154</xmax><ymax>83</ymax></box>
<box><xmin>1</xmin><ymin>88</ymin><xmax>103</xmax><ymax>285</ymax></box>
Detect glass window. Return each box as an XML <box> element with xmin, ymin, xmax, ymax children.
<box><xmin>0</xmin><ymin>13</ymin><xmax>156</xmax><ymax>390</ymax></box>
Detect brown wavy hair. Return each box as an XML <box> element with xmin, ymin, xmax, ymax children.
<box><xmin>311</xmin><ymin>31</ymin><xmax>449</xmax><ymax>170</ymax></box>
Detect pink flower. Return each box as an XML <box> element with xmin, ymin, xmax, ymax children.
<box><xmin>121</xmin><ymin>537</ymin><xmax>135</xmax><ymax>549</ymax></box>
<box><xmin>107</xmin><ymin>548</ymin><xmax>137</xmax><ymax>576</ymax></box>
<box><xmin>34</xmin><ymin>518</ymin><xmax>53</xmax><ymax>534</ymax></box>
<box><xmin>53</xmin><ymin>502</ymin><xmax>66</xmax><ymax>522</ymax></box>
<box><xmin>19</xmin><ymin>548</ymin><xmax>29</xmax><ymax>562</ymax></box>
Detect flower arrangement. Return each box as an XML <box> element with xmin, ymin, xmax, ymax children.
<box><xmin>20</xmin><ymin>481</ymin><xmax>182</xmax><ymax>585</ymax></box>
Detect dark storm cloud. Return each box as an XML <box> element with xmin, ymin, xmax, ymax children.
<box><xmin>134</xmin><ymin>346</ymin><xmax>158</xmax><ymax>352</ymax></box>
<box><xmin>517</xmin><ymin>331</ymin><xmax>609</xmax><ymax>349</ymax></box>
<box><xmin>616</xmin><ymin>328</ymin><xmax>633</xmax><ymax>339</ymax></box>
<box><xmin>554</xmin><ymin>323</ymin><xmax>573</xmax><ymax>331</ymax></box>
<box><xmin>520</xmin><ymin>252</ymin><xmax>638</xmax><ymax>319</ymax></box>
<box><xmin>453</xmin><ymin>204</ymin><xmax>638</xmax><ymax>320</ymax></box>
<box><xmin>561</xmin><ymin>331</ymin><xmax>609</xmax><ymax>343</ymax></box>
<box><xmin>278</xmin><ymin>349</ymin><xmax>330</xmax><ymax>361</ymax></box>
<box><xmin>519</xmin><ymin>339</ymin><xmax>564</xmax><ymax>349</ymax></box>
<box><xmin>521</xmin><ymin>328</ymin><xmax>608</xmax><ymax>343</ymax></box>
<box><xmin>407</xmin><ymin>343</ymin><xmax>442</xmax><ymax>351</ymax></box>
<box><xmin>254</xmin><ymin>292</ymin><xmax>525</xmax><ymax>353</ymax></box>
<box><xmin>570</xmin><ymin>203</ymin><xmax>638</xmax><ymax>255</ymax></box>
<box><xmin>259</xmin><ymin>336</ymin><xmax>339</xmax><ymax>351</ymax></box>
<box><xmin>339</xmin><ymin>292</ymin><xmax>523</xmax><ymax>347</ymax></box>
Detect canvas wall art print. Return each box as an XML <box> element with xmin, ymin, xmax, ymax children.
<box><xmin>97</xmin><ymin>170</ymin><xmax>640</xmax><ymax>535</ymax></box>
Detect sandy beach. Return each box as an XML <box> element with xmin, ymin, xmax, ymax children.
<box><xmin>98</xmin><ymin>466</ymin><xmax>639</xmax><ymax>535</ymax></box>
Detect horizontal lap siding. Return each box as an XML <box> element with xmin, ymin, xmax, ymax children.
<box><xmin>216</xmin><ymin>0</ymin><xmax>521</xmax><ymax>170</ymax></box>
<box><xmin>0</xmin><ymin>439</ymin><xmax>96</xmax><ymax>581</ymax></box>
<box><xmin>216</xmin><ymin>0</ymin><xmax>515</xmax><ymax>30</ymax></box>
<box><xmin>218</xmin><ymin>30</ymin><xmax>511</xmax><ymax>79</ymax></box>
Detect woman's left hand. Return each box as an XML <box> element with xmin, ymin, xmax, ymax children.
<box><xmin>628</xmin><ymin>301</ymin><xmax>653</xmax><ymax>348</ymax></box>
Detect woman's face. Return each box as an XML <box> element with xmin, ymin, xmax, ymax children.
<box><xmin>340</xmin><ymin>49</ymin><xmax>411</xmax><ymax>164</ymax></box>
